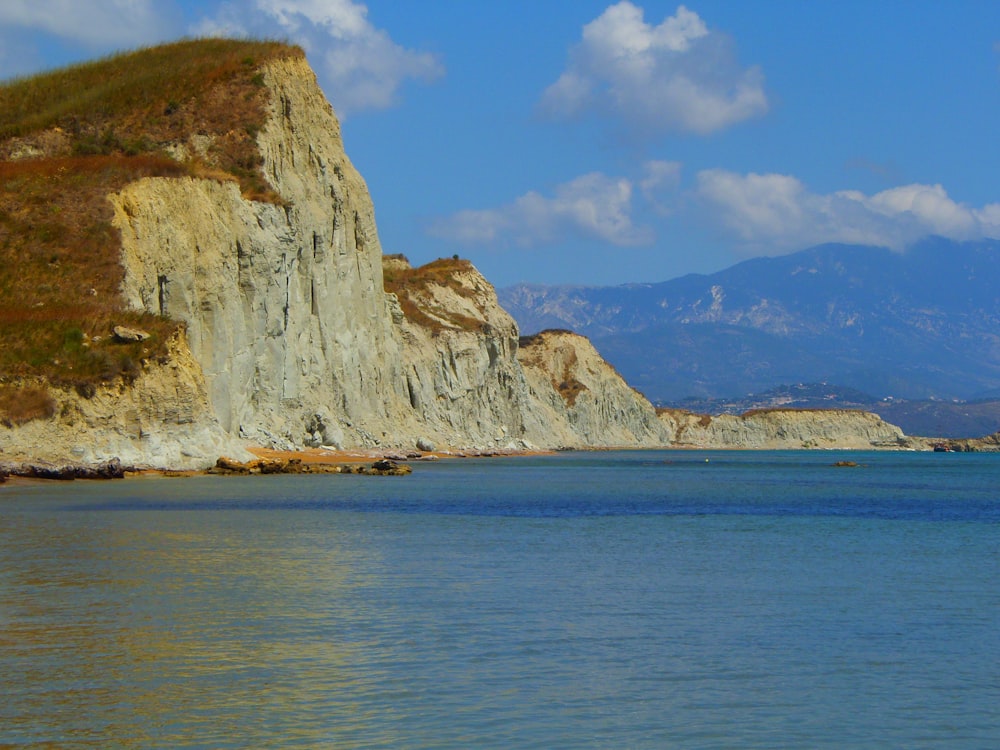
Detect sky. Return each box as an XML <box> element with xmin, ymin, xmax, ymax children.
<box><xmin>2</xmin><ymin>1</ymin><xmax>1000</xmax><ymax>288</ymax></box>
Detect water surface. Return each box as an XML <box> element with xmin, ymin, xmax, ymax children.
<box><xmin>2</xmin><ymin>451</ymin><xmax>998</xmax><ymax>748</ymax></box>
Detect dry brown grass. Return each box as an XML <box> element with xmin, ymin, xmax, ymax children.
<box><xmin>0</xmin><ymin>39</ymin><xmax>301</xmax><ymax>406</ymax></box>
<box><xmin>0</xmin><ymin>156</ymin><xmax>185</xmax><ymax>386</ymax></box>
<box><xmin>741</xmin><ymin>407</ymin><xmax>863</xmax><ymax>418</ymax></box>
<box><xmin>555</xmin><ymin>346</ymin><xmax>588</xmax><ymax>407</ymax></box>
<box><xmin>0</xmin><ymin>38</ymin><xmax>300</xmax><ymax>200</ymax></box>
<box><xmin>518</xmin><ymin>329</ymin><xmax>574</xmax><ymax>348</ymax></box>
<box><xmin>0</xmin><ymin>385</ymin><xmax>56</xmax><ymax>426</ymax></box>
<box><xmin>383</xmin><ymin>257</ymin><xmax>486</xmax><ymax>334</ymax></box>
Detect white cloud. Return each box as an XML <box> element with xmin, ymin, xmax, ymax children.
<box><xmin>0</xmin><ymin>0</ymin><xmax>164</xmax><ymax>47</ymax></box>
<box><xmin>193</xmin><ymin>0</ymin><xmax>443</xmax><ymax>115</ymax></box>
<box><xmin>640</xmin><ymin>160</ymin><xmax>682</xmax><ymax>214</ymax></box>
<box><xmin>429</xmin><ymin>172</ymin><xmax>653</xmax><ymax>248</ymax></box>
<box><xmin>696</xmin><ymin>169</ymin><xmax>1000</xmax><ymax>252</ymax></box>
<box><xmin>539</xmin><ymin>2</ymin><xmax>767</xmax><ymax>136</ymax></box>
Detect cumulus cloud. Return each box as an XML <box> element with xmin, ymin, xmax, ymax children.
<box><xmin>639</xmin><ymin>160</ymin><xmax>682</xmax><ymax>214</ymax></box>
<box><xmin>193</xmin><ymin>0</ymin><xmax>443</xmax><ymax>115</ymax></box>
<box><xmin>539</xmin><ymin>2</ymin><xmax>767</xmax><ymax>136</ymax></box>
<box><xmin>429</xmin><ymin>172</ymin><xmax>655</xmax><ymax>248</ymax></box>
<box><xmin>0</xmin><ymin>0</ymin><xmax>165</xmax><ymax>47</ymax></box>
<box><xmin>696</xmin><ymin>169</ymin><xmax>1000</xmax><ymax>252</ymax></box>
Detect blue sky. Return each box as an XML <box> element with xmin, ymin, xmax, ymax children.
<box><xmin>2</xmin><ymin>1</ymin><xmax>1000</xmax><ymax>287</ymax></box>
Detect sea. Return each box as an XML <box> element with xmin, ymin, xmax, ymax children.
<box><xmin>1</xmin><ymin>450</ymin><xmax>998</xmax><ymax>749</ymax></box>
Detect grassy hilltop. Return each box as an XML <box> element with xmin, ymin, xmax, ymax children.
<box><xmin>0</xmin><ymin>39</ymin><xmax>300</xmax><ymax>425</ymax></box>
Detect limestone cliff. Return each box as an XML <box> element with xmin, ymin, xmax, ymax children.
<box><xmin>106</xmin><ymin>55</ymin><xmax>666</xmax><ymax>457</ymax></box>
<box><xmin>658</xmin><ymin>408</ymin><xmax>907</xmax><ymax>449</ymax></box>
<box><xmin>112</xmin><ymin>56</ymin><xmax>407</xmax><ymax>452</ymax></box>
<box><xmin>380</xmin><ymin>258</ymin><xmax>675</xmax><ymax>450</ymax></box>
<box><xmin>517</xmin><ymin>330</ymin><xmax>670</xmax><ymax>447</ymax></box>
<box><xmin>0</xmin><ymin>331</ymin><xmax>241</xmax><ymax>467</ymax></box>
<box><xmin>0</xmin><ymin>49</ymin><xmax>917</xmax><ymax>467</ymax></box>
<box><xmin>381</xmin><ymin>256</ymin><xmax>533</xmax><ymax>449</ymax></box>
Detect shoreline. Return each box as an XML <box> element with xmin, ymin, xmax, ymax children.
<box><xmin>0</xmin><ymin>445</ymin><xmax>560</xmax><ymax>485</ymax></box>
<box><xmin>1</xmin><ymin>438</ymin><xmax>990</xmax><ymax>486</ymax></box>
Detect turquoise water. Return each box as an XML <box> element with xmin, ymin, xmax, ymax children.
<box><xmin>2</xmin><ymin>451</ymin><xmax>999</xmax><ymax>748</ymax></box>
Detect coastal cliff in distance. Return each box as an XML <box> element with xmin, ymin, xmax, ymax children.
<box><xmin>0</xmin><ymin>42</ymin><xmax>919</xmax><ymax>468</ymax></box>
<box><xmin>657</xmin><ymin>408</ymin><xmax>906</xmax><ymax>450</ymax></box>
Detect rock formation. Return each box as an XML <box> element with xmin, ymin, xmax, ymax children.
<box><xmin>0</xmin><ymin>49</ymin><xmax>917</xmax><ymax>468</ymax></box>
<box><xmin>657</xmin><ymin>408</ymin><xmax>907</xmax><ymax>449</ymax></box>
<box><xmin>517</xmin><ymin>329</ymin><xmax>669</xmax><ymax>447</ymax></box>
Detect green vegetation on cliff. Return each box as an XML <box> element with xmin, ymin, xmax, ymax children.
<box><xmin>0</xmin><ymin>39</ymin><xmax>301</xmax><ymax>423</ymax></box>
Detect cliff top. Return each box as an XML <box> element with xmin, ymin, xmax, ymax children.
<box><xmin>383</xmin><ymin>256</ymin><xmax>498</xmax><ymax>334</ymax></box>
<box><xmin>0</xmin><ymin>39</ymin><xmax>302</xmax><ymax>422</ymax></box>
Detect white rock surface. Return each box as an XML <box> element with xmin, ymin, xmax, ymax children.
<box><xmin>0</xmin><ymin>55</ymin><xmax>914</xmax><ymax>467</ymax></box>
<box><xmin>658</xmin><ymin>408</ymin><xmax>906</xmax><ymax>449</ymax></box>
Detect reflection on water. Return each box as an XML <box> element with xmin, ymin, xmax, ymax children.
<box><xmin>2</xmin><ymin>455</ymin><xmax>1000</xmax><ymax>748</ymax></box>
<box><xmin>1</xmin><ymin>508</ymin><xmax>382</xmax><ymax>747</ymax></box>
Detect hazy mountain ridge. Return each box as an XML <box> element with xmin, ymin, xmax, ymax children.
<box><xmin>500</xmin><ymin>238</ymin><xmax>1000</xmax><ymax>405</ymax></box>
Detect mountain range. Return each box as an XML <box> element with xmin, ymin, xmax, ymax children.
<box><xmin>500</xmin><ymin>237</ymin><xmax>1000</xmax><ymax>436</ymax></box>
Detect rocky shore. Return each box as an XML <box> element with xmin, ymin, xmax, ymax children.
<box><xmin>0</xmin><ymin>454</ymin><xmax>413</xmax><ymax>482</ymax></box>
<box><xmin>208</xmin><ymin>456</ymin><xmax>412</xmax><ymax>476</ymax></box>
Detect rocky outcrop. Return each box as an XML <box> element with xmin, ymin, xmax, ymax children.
<box><xmin>208</xmin><ymin>456</ymin><xmax>411</xmax><ymax>475</ymax></box>
<box><xmin>1</xmin><ymin>458</ymin><xmax>126</xmax><ymax>481</ymax></box>
<box><xmin>0</xmin><ymin>52</ymin><xmax>919</xmax><ymax>468</ymax></box>
<box><xmin>112</xmin><ymin>56</ymin><xmax>407</xmax><ymax>452</ymax></box>
<box><xmin>658</xmin><ymin>408</ymin><xmax>908</xmax><ymax>449</ymax></box>
<box><xmin>0</xmin><ymin>331</ymin><xmax>246</xmax><ymax>468</ymax></box>
<box><xmin>518</xmin><ymin>329</ymin><xmax>670</xmax><ymax>447</ymax></box>
<box><xmin>916</xmin><ymin>432</ymin><xmax>1000</xmax><ymax>452</ymax></box>
<box><xmin>105</xmin><ymin>55</ymin><xmax>669</xmax><ymax>458</ymax></box>
<box><xmin>380</xmin><ymin>259</ymin><xmax>669</xmax><ymax>449</ymax></box>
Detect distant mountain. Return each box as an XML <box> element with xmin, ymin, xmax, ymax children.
<box><xmin>499</xmin><ymin>237</ymin><xmax>1000</xmax><ymax>406</ymax></box>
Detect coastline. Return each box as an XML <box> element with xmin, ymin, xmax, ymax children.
<box><xmin>4</xmin><ymin>436</ymin><xmax>995</xmax><ymax>486</ymax></box>
<box><xmin>0</xmin><ymin>444</ymin><xmax>560</xmax><ymax>485</ymax></box>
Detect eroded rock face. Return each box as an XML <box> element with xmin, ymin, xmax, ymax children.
<box><xmin>0</xmin><ymin>331</ymin><xmax>247</xmax><ymax>469</ymax></box>
<box><xmin>1</xmin><ymin>54</ymin><xmax>915</xmax><ymax>468</ymax></box>
<box><xmin>658</xmin><ymin>408</ymin><xmax>907</xmax><ymax>449</ymax></box>
<box><xmin>517</xmin><ymin>329</ymin><xmax>670</xmax><ymax>447</ymax></box>
<box><xmin>112</xmin><ymin>57</ymin><xmax>409</xmax><ymax>451</ymax></box>
<box><xmin>385</xmin><ymin>259</ymin><xmax>536</xmax><ymax>450</ymax></box>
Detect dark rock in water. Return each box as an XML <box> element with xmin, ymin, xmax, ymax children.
<box><xmin>11</xmin><ymin>458</ymin><xmax>126</xmax><ymax>480</ymax></box>
<box><xmin>832</xmin><ymin>460</ymin><xmax>859</xmax><ymax>468</ymax></box>
<box><xmin>369</xmin><ymin>459</ymin><xmax>412</xmax><ymax>475</ymax></box>
<box><xmin>91</xmin><ymin>458</ymin><xmax>125</xmax><ymax>479</ymax></box>
<box><xmin>207</xmin><ymin>456</ymin><xmax>411</xmax><ymax>476</ymax></box>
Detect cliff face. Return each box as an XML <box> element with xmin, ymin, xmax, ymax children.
<box><xmin>518</xmin><ymin>330</ymin><xmax>670</xmax><ymax>447</ymax></box>
<box><xmin>0</xmin><ymin>51</ymin><xmax>916</xmax><ymax>467</ymax></box>
<box><xmin>0</xmin><ymin>332</ymin><xmax>240</xmax><ymax>467</ymax></box>
<box><xmin>382</xmin><ymin>257</ymin><xmax>533</xmax><ymax>450</ymax></box>
<box><xmin>112</xmin><ymin>57</ymin><xmax>408</xmax><ymax>451</ymax></box>
<box><xmin>381</xmin><ymin>258</ymin><xmax>674</xmax><ymax>449</ymax></box>
<box><xmin>105</xmin><ymin>55</ymin><xmax>667</xmax><ymax>459</ymax></box>
<box><xmin>659</xmin><ymin>408</ymin><xmax>907</xmax><ymax>449</ymax></box>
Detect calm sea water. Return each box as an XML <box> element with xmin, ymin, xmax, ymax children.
<box><xmin>2</xmin><ymin>451</ymin><xmax>999</xmax><ymax>749</ymax></box>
